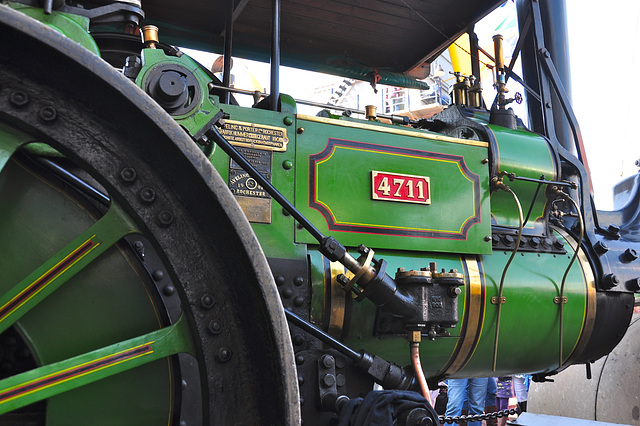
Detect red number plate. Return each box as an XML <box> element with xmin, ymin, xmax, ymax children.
<box><xmin>371</xmin><ymin>171</ymin><xmax>431</xmax><ymax>204</ymax></box>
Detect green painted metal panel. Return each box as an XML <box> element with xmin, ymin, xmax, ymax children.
<box><xmin>209</xmin><ymin>102</ymin><xmax>305</xmax><ymax>260</ymax></box>
<box><xmin>0</xmin><ymin>123</ymin><xmax>34</xmax><ymax>172</ymax></box>
<box><xmin>10</xmin><ymin>5</ymin><xmax>99</xmax><ymax>55</ymax></box>
<box><xmin>295</xmin><ymin>115</ymin><xmax>492</xmax><ymax>255</ymax></box>
<box><xmin>488</xmin><ymin>125</ymin><xmax>557</xmax><ymax>230</ymax></box>
<box><xmin>336</xmin><ymin>230</ymin><xmax>590</xmax><ymax>378</ymax></box>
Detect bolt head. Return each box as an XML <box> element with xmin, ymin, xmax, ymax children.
<box><xmin>208</xmin><ymin>320</ymin><xmax>222</xmax><ymax>335</ymax></box>
<box><xmin>321</xmin><ymin>373</ymin><xmax>336</xmax><ymax>388</ymax></box>
<box><xmin>139</xmin><ymin>187</ymin><xmax>156</xmax><ymax>203</ymax></box>
<box><xmin>624</xmin><ymin>248</ymin><xmax>638</xmax><ymax>261</ymax></box>
<box><xmin>594</xmin><ymin>240</ymin><xmax>609</xmax><ymax>255</ymax></box>
<box><xmin>216</xmin><ymin>347</ymin><xmax>232</xmax><ymax>362</ymax></box>
<box><xmin>120</xmin><ymin>167</ymin><xmax>137</xmax><ymax>183</ymax></box>
<box><xmin>9</xmin><ymin>91</ymin><xmax>29</xmax><ymax>107</ymax></box>
<box><xmin>200</xmin><ymin>293</ymin><xmax>215</xmax><ymax>308</ymax></box>
<box><xmin>157</xmin><ymin>210</ymin><xmax>174</xmax><ymax>227</ymax></box>
<box><xmin>321</xmin><ymin>354</ymin><xmax>335</xmax><ymax>368</ymax></box>
<box><xmin>39</xmin><ymin>106</ymin><xmax>57</xmax><ymax>123</ymax></box>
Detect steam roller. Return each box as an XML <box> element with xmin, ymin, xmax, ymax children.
<box><xmin>0</xmin><ymin>0</ymin><xmax>639</xmax><ymax>425</ymax></box>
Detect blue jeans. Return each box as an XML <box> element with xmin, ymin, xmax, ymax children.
<box><xmin>486</xmin><ymin>376</ymin><xmax>497</xmax><ymax>406</ymax></box>
<box><xmin>445</xmin><ymin>378</ymin><xmax>488</xmax><ymax>426</ymax></box>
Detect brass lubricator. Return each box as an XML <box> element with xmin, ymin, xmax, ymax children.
<box><xmin>468</xmin><ymin>75</ymin><xmax>483</xmax><ymax>108</ymax></box>
<box><xmin>452</xmin><ymin>72</ymin><xmax>483</xmax><ymax>108</ymax></box>
<box><xmin>365</xmin><ymin>105</ymin><xmax>377</xmax><ymax>121</ymax></box>
<box><xmin>452</xmin><ymin>72</ymin><xmax>470</xmax><ymax>106</ymax></box>
<box><xmin>141</xmin><ymin>25</ymin><xmax>159</xmax><ymax>49</ymax></box>
<box><xmin>489</xmin><ymin>34</ymin><xmax>521</xmax><ymax>129</ymax></box>
<box><xmin>493</xmin><ymin>34</ymin><xmax>507</xmax><ymax>105</ymax></box>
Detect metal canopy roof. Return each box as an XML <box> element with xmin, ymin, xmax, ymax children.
<box><xmin>142</xmin><ymin>0</ymin><xmax>505</xmax><ymax>78</ymax></box>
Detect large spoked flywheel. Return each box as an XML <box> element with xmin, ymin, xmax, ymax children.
<box><xmin>0</xmin><ymin>6</ymin><xmax>298</xmax><ymax>425</ymax></box>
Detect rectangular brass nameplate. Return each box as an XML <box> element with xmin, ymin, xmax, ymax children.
<box><xmin>220</xmin><ymin>120</ymin><xmax>289</xmax><ymax>152</ymax></box>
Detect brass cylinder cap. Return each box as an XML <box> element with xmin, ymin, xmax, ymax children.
<box><xmin>365</xmin><ymin>105</ymin><xmax>377</xmax><ymax>120</ymax></box>
<box><xmin>141</xmin><ymin>25</ymin><xmax>159</xmax><ymax>48</ymax></box>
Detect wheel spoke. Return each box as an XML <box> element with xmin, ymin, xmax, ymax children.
<box><xmin>0</xmin><ymin>315</ymin><xmax>193</xmax><ymax>415</ymax></box>
<box><xmin>0</xmin><ymin>203</ymin><xmax>136</xmax><ymax>334</ymax></box>
<box><xmin>0</xmin><ymin>122</ymin><xmax>33</xmax><ymax>172</ymax></box>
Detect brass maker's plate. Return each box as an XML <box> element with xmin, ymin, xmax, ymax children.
<box><xmin>371</xmin><ymin>171</ymin><xmax>431</xmax><ymax>205</ymax></box>
<box><xmin>220</xmin><ymin>120</ymin><xmax>289</xmax><ymax>152</ymax></box>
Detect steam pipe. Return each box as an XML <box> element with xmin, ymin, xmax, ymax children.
<box><xmin>270</xmin><ymin>0</ymin><xmax>280</xmax><ymax>111</ymax></box>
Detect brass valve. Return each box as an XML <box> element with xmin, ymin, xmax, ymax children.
<box><xmin>141</xmin><ymin>25</ymin><xmax>159</xmax><ymax>49</ymax></box>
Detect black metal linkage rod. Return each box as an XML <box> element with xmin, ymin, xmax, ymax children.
<box><xmin>503</xmin><ymin>173</ymin><xmax>574</xmax><ymax>188</ymax></box>
<box><xmin>270</xmin><ymin>0</ymin><xmax>280</xmax><ymax>111</ymax></box>
<box><xmin>284</xmin><ymin>309</ymin><xmax>361</xmax><ymax>363</ymax></box>
<box><xmin>206</xmin><ymin>126</ymin><xmax>325</xmax><ymax>242</ymax></box>
<box><xmin>37</xmin><ymin>157</ymin><xmax>110</xmax><ymax>205</ymax></box>
<box><xmin>538</xmin><ymin>49</ymin><xmax>593</xmax><ymax>193</ymax></box>
<box><xmin>222</xmin><ymin>0</ymin><xmax>233</xmax><ymax>104</ymax></box>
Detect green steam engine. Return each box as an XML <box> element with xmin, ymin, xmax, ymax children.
<box><xmin>0</xmin><ymin>0</ymin><xmax>637</xmax><ymax>424</ymax></box>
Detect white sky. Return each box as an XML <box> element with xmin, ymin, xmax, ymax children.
<box><xmin>186</xmin><ymin>0</ymin><xmax>640</xmax><ymax>210</ymax></box>
<box><xmin>566</xmin><ymin>0</ymin><xmax>640</xmax><ymax>209</ymax></box>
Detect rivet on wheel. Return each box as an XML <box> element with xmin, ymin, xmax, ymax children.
<box><xmin>139</xmin><ymin>187</ymin><xmax>156</xmax><ymax>203</ymax></box>
<box><xmin>200</xmin><ymin>293</ymin><xmax>215</xmax><ymax>309</ymax></box>
<box><xmin>39</xmin><ymin>106</ymin><xmax>57</xmax><ymax>123</ymax></box>
<box><xmin>162</xmin><ymin>284</ymin><xmax>175</xmax><ymax>296</ymax></box>
<box><xmin>208</xmin><ymin>320</ymin><xmax>222</xmax><ymax>335</ymax></box>
<box><xmin>152</xmin><ymin>269</ymin><xmax>164</xmax><ymax>281</ymax></box>
<box><xmin>120</xmin><ymin>167</ymin><xmax>137</xmax><ymax>183</ymax></box>
<box><xmin>9</xmin><ymin>91</ymin><xmax>29</xmax><ymax>108</ymax></box>
<box><xmin>157</xmin><ymin>210</ymin><xmax>174</xmax><ymax>227</ymax></box>
<box><xmin>282</xmin><ymin>288</ymin><xmax>293</xmax><ymax>298</ymax></box>
<box><xmin>217</xmin><ymin>347</ymin><xmax>232</xmax><ymax>362</ymax></box>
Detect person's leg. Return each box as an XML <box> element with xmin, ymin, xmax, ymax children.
<box><xmin>466</xmin><ymin>377</ymin><xmax>488</xmax><ymax>426</ymax></box>
<box><xmin>497</xmin><ymin>397</ymin><xmax>509</xmax><ymax>426</ymax></box>
<box><xmin>485</xmin><ymin>377</ymin><xmax>498</xmax><ymax>426</ymax></box>
<box><xmin>444</xmin><ymin>379</ymin><xmax>468</xmax><ymax>419</ymax></box>
<box><xmin>513</xmin><ymin>375</ymin><xmax>528</xmax><ymax>413</ymax></box>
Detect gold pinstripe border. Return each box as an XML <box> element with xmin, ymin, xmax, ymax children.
<box><xmin>437</xmin><ymin>256</ymin><xmax>485</xmax><ymax>377</ymax></box>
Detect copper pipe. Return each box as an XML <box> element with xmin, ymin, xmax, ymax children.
<box><xmin>409</xmin><ymin>333</ymin><xmax>432</xmax><ymax>405</ymax></box>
